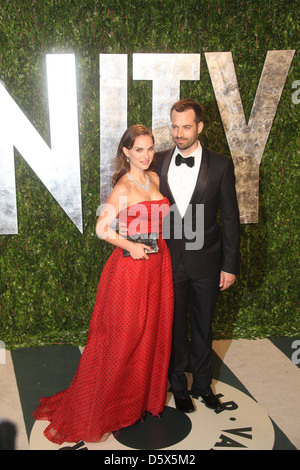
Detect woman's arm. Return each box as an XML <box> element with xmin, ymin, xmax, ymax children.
<box><xmin>95</xmin><ymin>185</ymin><xmax>150</xmax><ymax>260</ymax></box>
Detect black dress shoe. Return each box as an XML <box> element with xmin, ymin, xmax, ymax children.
<box><xmin>192</xmin><ymin>389</ymin><xmax>224</xmax><ymax>410</ymax></box>
<box><xmin>174</xmin><ymin>394</ymin><xmax>195</xmax><ymax>413</ymax></box>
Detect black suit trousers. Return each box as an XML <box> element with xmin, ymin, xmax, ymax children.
<box><xmin>168</xmin><ymin>257</ymin><xmax>220</xmax><ymax>395</ymax></box>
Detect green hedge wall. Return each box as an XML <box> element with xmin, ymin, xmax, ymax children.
<box><xmin>0</xmin><ymin>0</ymin><xmax>299</xmax><ymax>348</ymax></box>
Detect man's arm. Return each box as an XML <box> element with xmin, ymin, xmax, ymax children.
<box><xmin>219</xmin><ymin>157</ymin><xmax>240</xmax><ymax>277</ymax></box>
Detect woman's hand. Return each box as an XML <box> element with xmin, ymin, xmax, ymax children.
<box><xmin>128</xmin><ymin>242</ymin><xmax>152</xmax><ymax>260</ymax></box>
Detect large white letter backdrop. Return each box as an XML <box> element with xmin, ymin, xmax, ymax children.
<box><xmin>0</xmin><ymin>51</ymin><xmax>295</xmax><ymax>234</ymax></box>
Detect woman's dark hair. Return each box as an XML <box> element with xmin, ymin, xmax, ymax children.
<box><xmin>112</xmin><ymin>125</ymin><xmax>155</xmax><ymax>187</ymax></box>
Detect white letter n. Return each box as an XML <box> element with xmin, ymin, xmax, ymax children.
<box><xmin>0</xmin><ymin>54</ymin><xmax>82</xmax><ymax>234</ymax></box>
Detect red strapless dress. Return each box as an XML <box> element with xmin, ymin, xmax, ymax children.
<box><xmin>33</xmin><ymin>197</ymin><xmax>174</xmax><ymax>444</ymax></box>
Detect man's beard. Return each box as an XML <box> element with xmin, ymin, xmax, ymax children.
<box><xmin>174</xmin><ymin>136</ymin><xmax>198</xmax><ymax>151</ymax></box>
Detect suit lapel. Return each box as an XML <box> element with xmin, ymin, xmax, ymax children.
<box><xmin>189</xmin><ymin>146</ymin><xmax>210</xmax><ymax>207</ymax></box>
<box><xmin>160</xmin><ymin>147</ymin><xmax>176</xmax><ymax>206</ymax></box>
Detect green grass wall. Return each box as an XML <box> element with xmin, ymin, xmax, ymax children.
<box><xmin>0</xmin><ymin>0</ymin><xmax>299</xmax><ymax>347</ymax></box>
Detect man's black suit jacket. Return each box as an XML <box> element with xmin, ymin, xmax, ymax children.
<box><xmin>155</xmin><ymin>146</ymin><xmax>240</xmax><ymax>279</ymax></box>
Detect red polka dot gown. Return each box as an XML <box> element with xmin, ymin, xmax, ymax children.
<box><xmin>33</xmin><ymin>197</ymin><xmax>174</xmax><ymax>444</ymax></box>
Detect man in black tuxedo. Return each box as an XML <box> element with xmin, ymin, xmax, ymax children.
<box><xmin>155</xmin><ymin>99</ymin><xmax>240</xmax><ymax>413</ymax></box>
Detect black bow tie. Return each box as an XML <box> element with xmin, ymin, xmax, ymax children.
<box><xmin>175</xmin><ymin>153</ymin><xmax>195</xmax><ymax>168</ymax></box>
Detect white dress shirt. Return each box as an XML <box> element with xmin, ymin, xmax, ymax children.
<box><xmin>168</xmin><ymin>141</ymin><xmax>202</xmax><ymax>217</ymax></box>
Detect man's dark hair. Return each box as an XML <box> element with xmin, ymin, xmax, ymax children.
<box><xmin>170</xmin><ymin>99</ymin><xmax>204</xmax><ymax>125</ymax></box>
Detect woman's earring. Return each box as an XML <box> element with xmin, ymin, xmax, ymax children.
<box><xmin>127</xmin><ymin>157</ymin><xmax>130</xmax><ymax>164</ymax></box>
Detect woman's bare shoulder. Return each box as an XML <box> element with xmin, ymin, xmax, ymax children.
<box><xmin>148</xmin><ymin>170</ymin><xmax>159</xmax><ymax>183</ymax></box>
<box><xmin>105</xmin><ymin>176</ymin><xmax>130</xmax><ymax>207</ymax></box>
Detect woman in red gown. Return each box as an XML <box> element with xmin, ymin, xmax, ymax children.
<box><xmin>33</xmin><ymin>125</ymin><xmax>174</xmax><ymax>444</ymax></box>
